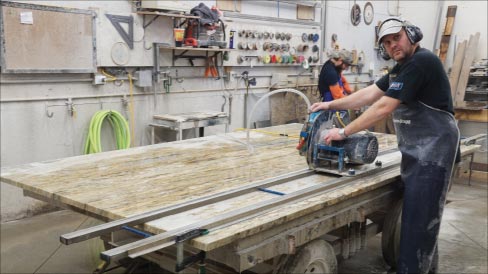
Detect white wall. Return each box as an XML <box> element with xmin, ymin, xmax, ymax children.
<box><xmin>325</xmin><ymin>1</ymin><xmax>487</xmax><ymax>73</ymax></box>
<box><xmin>324</xmin><ymin>1</ymin><xmax>404</xmax><ymax>79</ymax></box>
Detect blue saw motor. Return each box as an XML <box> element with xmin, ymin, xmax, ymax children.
<box><xmin>297</xmin><ymin>111</ymin><xmax>379</xmax><ymax>174</ymax></box>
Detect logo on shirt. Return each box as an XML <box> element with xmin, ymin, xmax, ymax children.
<box><xmin>393</xmin><ymin>119</ymin><xmax>411</xmax><ymax>125</ymax></box>
<box><xmin>389</xmin><ymin>82</ymin><xmax>403</xmax><ymax>90</ymax></box>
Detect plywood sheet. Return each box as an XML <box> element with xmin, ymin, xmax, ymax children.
<box><xmin>1</xmin><ymin>124</ymin><xmax>402</xmax><ymax>247</ymax></box>
<box><xmin>1</xmin><ymin>125</ymin><xmax>307</xmax><ymax>221</ymax></box>
<box><xmin>3</xmin><ymin>125</ymin><xmax>479</xmax><ymax>251</ymax></box>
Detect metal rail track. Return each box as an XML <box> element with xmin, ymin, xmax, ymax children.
<box><xmin>99</xmin><ymin>155</ymin><xmax>401</xmax><ymax>263</ymax></box>
<box><xmin>61</xmin><ymin>147</ymin><xmax>400</xmax><ymax>245</ymax></box>
<box><xmin>61</xmin><ymin>169</ymin><xmax>315</xmax><ymax>245</ymax></box>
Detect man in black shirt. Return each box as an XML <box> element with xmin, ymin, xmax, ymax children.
<box><xmin>310</xmin><ymin>18</ymin><xmax>459</xmax><ymax>274</ymax></box>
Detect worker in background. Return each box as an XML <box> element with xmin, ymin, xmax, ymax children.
<box><xmin>318</xmin><ymin>49</ymin><xmax>354</xmax><ymax>124</ymax></box>
<box><xmin>318</xmin><ymin>49</ymin><xmax>354</xmax><ymax>102</ymax></box>
<box><xmin>310</xmin><ymin>17</ymin><xmax>459</xmax><ymax>274</ymax></box>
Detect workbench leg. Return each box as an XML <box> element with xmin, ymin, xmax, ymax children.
<box><xmin>360</xmin><ymin>220</ymin><xmax>367</xmax><ymax>249</ymax></box>
<box><xmin>151</xmin><ymin>127</ymin><xmax>155</xmax><ymax>145</ymax></box>
<box><xmin>353</xmin><ymin>222</ymin><xmax>361</xmax><ymax>252</ymax></box>
<box><xmin>176</xmin><ymin>242</ymin><xmax>184</xmax><ymax>273</ymax></box>
<box><xmin>177</xmin><ymin>127</ymin><xmax>182</xmax><ymax>141</ymax></box>
<box><xmin>341</xmin><ymin>225</ymin><xmax>350</xmax><ymax>260</ymax></box>
<box><xmin>349</xmin><ymin>223</ymin><xmax>357</xmax><ymax>257</ymax></box>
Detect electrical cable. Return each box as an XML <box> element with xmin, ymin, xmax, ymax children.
<box><xmin>335</xmin><ymin>111</ymin><xmax>347</xmax><ymax>128</ymax></box>
<box><xmin>101</xmin><ymin>69</ymin><xmax>117</xmax><ymax>82</ymax></box>
<box><xmin>84</xmin><ymin>110</ymin><xmax>131</xmax><ymax>154</ymax></box>
<box><xmin>234</xmin><ymin>128</ymin><xmax>299</xmax><ymax>139</ymax></box>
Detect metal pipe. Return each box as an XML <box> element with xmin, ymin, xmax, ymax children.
<box><xmin>223</xmin><ymin>11</ymin><xmax>321</xmax><ymax>27</ymax></box>
<box><xmin>0</xmin><ymin>73</ymin><xmax>319</xmax><ymax>84</ymax></box>
<box><xmin>0</xmin><ymin>78</ymin><xmax>92</xmax><ymax>84</ymax></box>
<box><xmin>321</xmin><ymin>1</ymin><xmax>327</xmax><ymax>64</ymax></box>
<box><xmin>1</xmin><ymin>77</ymin><xmax>373</xmax><ymax>103</ymax></box>
<box><xmin>0</xmin><ymin>84</ymin><xmax>319</xmax><ymax>103</ymax></box>
<box><xmin>262</xmin><ymin>0</ymin><xmax>317</xmax><ymax>7</ymax></box>
<box><xmin>0</xmin><ymin>76</ymin><xmax>138</xmax><ymax>84</ymax></box>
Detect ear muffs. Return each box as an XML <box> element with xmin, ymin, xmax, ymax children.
<box><xmin>404</xmin><ymin>23</ymin><xmax>423</xmax><ymax>44</ymax></box>
<box><xmin>377</xmin><ymin>18</ymin><xmax>423</xmax><ymax>60</ymax></box>
<box><xmin>379</xmin><ymin>44</ymin><xmax>391</xmax><ymax>61</ymax></box>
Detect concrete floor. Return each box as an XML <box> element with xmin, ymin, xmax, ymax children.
<box><xmin>1</xmin><ymin>178</ymin><xmax>487</xmax><ymax>274</ymax></box>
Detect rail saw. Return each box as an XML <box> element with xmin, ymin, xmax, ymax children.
<box><xmin>297</xmin><ymin>110</ymin><xmax>380</xmax><ymax>176</ymax></box>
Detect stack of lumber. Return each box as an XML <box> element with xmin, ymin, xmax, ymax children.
<box><xmin>449</xmin><ymin>32</ymin><xmax>481</xmax><ymax>108</ymax></box>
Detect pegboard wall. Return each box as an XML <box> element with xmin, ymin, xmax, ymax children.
<box><xmin>222</xmin><ymin>19</ymin><xmax>321</xmax><ymax>67</ymax></box>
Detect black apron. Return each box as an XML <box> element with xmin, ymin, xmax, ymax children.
<box><xmin>393</xmin><ymin>102</ymin><xmax>460</xmax><ymax>274</ymax></box>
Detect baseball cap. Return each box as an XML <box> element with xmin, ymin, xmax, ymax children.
<box><xmin>378</xmin><ymin>18</ymin><xmax>404</xmax><ymax>43</ymax></box>
<box><xmin>329</xmin><ymin>49</ymin><xmax>353</xmax><ymax>65</ymax></box>
<box><xmin>339</xmin><ymin>49</ymin><xmax>353</xmax><ymax>65</ymax></box>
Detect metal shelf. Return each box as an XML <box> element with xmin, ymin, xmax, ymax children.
<box><xmin>137</xmin><ymin>10</ymin><xmax>198</xmax><ymax>28</ymax></box>
<box><xmin>163</xmin><ymin>47</ymin><xmax>232</xmax><ymax>52</ymax></box>
<box><xmin>136</xmin><ymin>11</ymin><xmax>198</xmax><ymax>19</ymax></box>
<box><xmin>155</xmin><ymin>45</ymin><xmax>232</xmax><ymax>67</ymax></box>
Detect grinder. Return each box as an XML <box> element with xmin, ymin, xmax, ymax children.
<box><xmin>297</xmin><ymin>110</ymin><xmax>379</xmax><ymax>175</ymax></box>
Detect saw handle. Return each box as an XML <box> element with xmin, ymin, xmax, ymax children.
<box><xmin>296</xmin><ymin>130</ymin><xmax>309</xmax><ymax>150</ymax></box>
<box><xmin>296</xmin><ymin>138</ymin><xmax>306</xmax><ymax>150</ymax></box>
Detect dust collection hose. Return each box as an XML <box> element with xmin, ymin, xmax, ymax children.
<box><xmin>84</xmin><ymin>110</ymin><xmax>131</xmax><ymax>154</ymax></box>
<box><xmin>246</xmin><ymin>88</ymin><xmax>311</xmax><ymax>152</ymax></box>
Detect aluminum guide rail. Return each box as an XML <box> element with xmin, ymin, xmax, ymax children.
<box><xmin>61</xmin><ymin>169</ymin><xmax>314</xmax><ymax>245</ymax></box>
<box><xmin>100</xmin><ymin>155</ymin><xmax>401</xmax><ymax>263</ymax></box>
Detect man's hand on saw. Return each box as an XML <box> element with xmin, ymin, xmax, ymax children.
<box><xmin>323</xmin><ymin>128</ymin><xmax>344</xmax><ymax>145</ymax></box>
<box><xmin>309</xmin><ymin>102</ymin><xmax>331</xmax><ymax>113</ymax></box>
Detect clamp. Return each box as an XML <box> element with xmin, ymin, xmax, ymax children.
<box><xmin>175</xmin><ymin>228</ymin><xmax>209</xmax><ymax>273</ymax></box>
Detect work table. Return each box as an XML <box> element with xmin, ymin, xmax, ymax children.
<box><xmin>1</xmin><ymin>124</ymin><xmax>475</xmax><ymax>253</ymax></box>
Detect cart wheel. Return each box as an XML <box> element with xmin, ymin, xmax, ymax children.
<box><xmin>381</xmin><ymin>198</ymin><xmax>403</xmax><ymax>268</ymax></box>
<box><xmin>275</xmin><ymin>239</ymin><xmax>337</xmax><ymax>274</ymax></box>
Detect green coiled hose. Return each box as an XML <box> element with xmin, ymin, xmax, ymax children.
<box><xmin>84</xmin><ymin>110</ymin><xmax>131</xmax><ymax>154</ymax></box>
